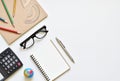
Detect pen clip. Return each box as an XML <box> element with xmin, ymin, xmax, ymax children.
<box><xmin>56</xmin><ymin>38</ymin><xmax>65</xmax><ymax>48</ymax></box>
<box><xmin>59</xmin><ymin>40</ymin><xmax>65</xmax><ymax>48</ymax></box>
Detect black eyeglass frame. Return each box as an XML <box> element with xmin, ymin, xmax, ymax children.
<box><xmin>20</xmin><ymin>25</ymin><xmax>48</xmax><ymax>49</ymax></box>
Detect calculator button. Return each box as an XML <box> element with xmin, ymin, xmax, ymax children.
<box><xmin>7</xmin><ymin>60</ymin><xmax>10</xmax><ymax>63</ymax></box>
<box><xmin>10</xmin><ymin>69</ymin><xmax>13</xmax><ymax>72</ymax></box>
<box><xmin>0</xmin><ymin>55</ymin><xmax>3</xmax><ymax>59</ymax></box>
<box><xmin>7</xmin><ymin>55</ymin><xmax>11</xmax><ymax>58</ymax></box>
<box><xmin>5</xmin><ymin>62</ymin><xmax>8</xmax><ymax>65</ymax></box>
<box><xmin>17</xmin><ymin>62</ymin><xmax>21</xmax><ymax>66</ymax></box>
<box><xmin>12</xmin><ymin>56</ymin><xmax>16</xmax><ymax>59</ymax></box>
<box><xmin>5</xmin><ymin>67</ymin><xmax>7</xmax><ymax>70</ymax></box>
<box><xmin>5</xmin><ymin>57</ymin><xmax>8</xmax><ymax>60</ymax></box>
<box><xmin>10</xmin><ymin>63</ymin><xmax>13</xmax><ymax>66</ymax></box>
<box><xmin>10</xmin><ymin>58</ymin><xmax>13</xmax><ymax>61</ymax></box>
<box><xmin>15</xmin><ymin>59</ymin><xmax>18</xmax><ymax>62</ymax></box>
<box><xmin>12</xmin><ymin>61</ymin><xmax>15</xmax><ymax>65</ymax></box>
<box><xmin>7</xmin><ymin>65</ymin><xmax>10</xmax><ymax>69</ymax></box>
<box><xmin>12</xmin><ymin>67</ymin><xmax>15</xmax><ymax>70</ymax></box>
<box><xmin>6</xmin><ymin>51</ymin><xmax>9</xmax><ymax>54</ymax></box>
<box><xmin>2</xmin><ymin>65</ymin><xmax>5</xmax><ymax>67</ymax></box>
<box><xmin>2</xmin><ymin>59</ymin><xmax>5</xmax><ymax>62</ymax></box>
<box><xmin>10</xmin><ymin>52</ymin><xmax>13</xmax><ymax>56</ymax></box>
<box><xmin>0</xmin><ymin>61</ymin><xmax>2</xmax><ymax>65</ymax></box>
<box><xmin>2</xmin><ymin>53</ymin><xmax>6</xmax><ymax>57</ymax></box>
<box><xmin>15</xmin><ymin>65</ymin><xmax>18</xmax><ymax>68</ymax></box>
<box><xmin>7</xmin><ymin>71</ymin><xmax>10</xmax><ymax>74</ymax></box>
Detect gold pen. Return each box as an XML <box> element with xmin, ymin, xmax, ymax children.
<box><xmin>56</xmin><ymin>37</ymin><xmax>75</xmax><ymax>63</ymax></box>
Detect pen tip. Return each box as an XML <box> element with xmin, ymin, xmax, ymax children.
<box><xmin>12</xmin><ymin>24</ymin><xmax>15</xmax><ymax>28</ymax></box>
<box><xmin>56</xmin><ymin>37</ymin><xmax>59</xmax><ymax>40</ymax></box>
<box><xmin>13</xmin><ymin>15</ymin><xmax>15</xmax><ymax>18</ymax></box>
<box><xmin>72</xmin><ymin>60</ymin><xmax>75</xmax><ymax>63</ymax></box>
<box><xmin>17</xmin><ymin>32</ymin><xmax>21</xmax><ymax>34</ymax></box>
<box><xmin>17</xmin><ymin>31</ymin><xmax>21</xmax><ymax>34</ymax></box>
<box><xmin>5</xmin><ymin>22</ymin><xmax>8</xmax><ymax>24</ymax></box>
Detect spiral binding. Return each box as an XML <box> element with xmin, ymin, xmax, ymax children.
<box><xmin>30</xmin><ymin>55</ymin><xmax>50</xmax><ymax>81</ymax></box>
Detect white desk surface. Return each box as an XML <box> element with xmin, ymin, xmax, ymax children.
<box><xmin>0</xmin><ymin>0</ymin><xmax>120</xmax><ymax>81</ymax></box>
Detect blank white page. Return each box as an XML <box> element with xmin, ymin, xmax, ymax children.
<box><xmin>32</xmin><ymin>40</ymin><xmax>70</xmax><ymax>81</ymax></box>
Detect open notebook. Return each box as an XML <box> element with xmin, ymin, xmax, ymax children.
<box><xmin>30</xmin><ymin>40</ymin><xmax>70</xmax><ymax>81</ymax></box>
<box><xmin>0</xmin><ymin>0</ymin><xmax>47</xmax><ymax>44</ymax></box>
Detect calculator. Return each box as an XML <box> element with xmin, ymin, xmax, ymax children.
<box><xmin>0</xmin><ymin>48</ymin><xmax>23</xmax><ymax>81</ymax></box>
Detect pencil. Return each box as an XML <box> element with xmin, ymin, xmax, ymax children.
<box><xmin>13</xmin><ymin>0</ymin><xmax>16</xmax><ymax>17</ymax></box>
<box><xmin>0</xmin><ymin>26</ymin><xmax>20</xmax><ymax>34</ymax></box>
<box><xmin>0</xmin><ymin>18</ymin><xmax>8</xmax><ymax>23</ymax></box>
<box><xmin>1</xmin><ymin>0</ymin><xmax>15</xmax><ymax>27</ymax></box>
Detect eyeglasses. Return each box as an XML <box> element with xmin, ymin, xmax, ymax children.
<box><xmin>20</xmin><ymin>25</ymin><xmax>48</xmax><ymax>49</ymax></box>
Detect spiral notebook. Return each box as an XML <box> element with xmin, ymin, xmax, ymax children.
<box><xmin>30</xmin><ymin>40</ymin><xmax>70</xmax><ymax>81</ymax></box>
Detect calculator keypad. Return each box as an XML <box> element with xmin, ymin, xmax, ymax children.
<box><xmin>0</xmin><ymin>48</ymin><xmax>23</xmax><ymax>81</ymax></box>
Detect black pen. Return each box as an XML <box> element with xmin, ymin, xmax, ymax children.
<box><xmin>56</xmin><ymin>37</ymin><xmax>75</xmax><ymax>63</ymax></box>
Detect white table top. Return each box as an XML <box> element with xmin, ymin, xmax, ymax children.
<box><xmin>0</xmin><ymin>0</ymin><xmax>120</xmax><ymax>81</ymax></box>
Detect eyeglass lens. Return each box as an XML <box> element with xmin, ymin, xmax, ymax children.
<box><xmin>35</xmin><ymin>27</ymin><xmax>48</xmax><ymax>39</ymax></box>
